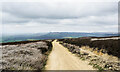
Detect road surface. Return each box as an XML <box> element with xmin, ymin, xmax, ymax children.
<box><xmin>45</xmin><ymin>40</ymin><xmax>94</xmax><ymax>70</ymax></box>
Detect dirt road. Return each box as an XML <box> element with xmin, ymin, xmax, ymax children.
<box><xmin>45</xmin><ymin>40</ymin><xmax>94</xmax><ymax>70</ymax></box>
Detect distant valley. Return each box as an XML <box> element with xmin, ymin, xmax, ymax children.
<box><xmin>1</xmin><ymin>32</ymin><xmax>118</xmax><ymax>43</ymax></box>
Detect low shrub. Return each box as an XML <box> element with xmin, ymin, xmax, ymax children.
<box><xmin>58</xmin><ymin>37</ymin><xmax>120</xmax><ymax>58</ymax></box>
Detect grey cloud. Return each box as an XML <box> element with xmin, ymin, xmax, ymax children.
<box><xmin>2</xmin><ymin>12</ymin><xmax>30</xmax><ymax>24</ymax></box>
<box><xmin>1</xmin><ymin>2</ymin><xmax>118</xmax><ymax>33</ymax></box>
<box><xmin>2</xmin><ymin>2</ymin><xmax>117</xmax><ymax>19</ymax></box>
<box><xmin>35</xmin><ymin>18</ymin><xmax>61</xmax><ymax>24</ymax></box>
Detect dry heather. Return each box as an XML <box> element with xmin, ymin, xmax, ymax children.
<box><xmin>0</xmin><ymin>40</ymin><xmax>52</xmax><ymax>70</ymax></box>
<box><xmin>58</xmin><ymin>37</ymin><xmax>120</xmax><ymax>71</ymax></box>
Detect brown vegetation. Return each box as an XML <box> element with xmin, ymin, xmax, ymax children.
<box><xmin>58</xmin><ymin>37</ymin><xmax>120</xmax><ymax>58</ymax></box>
<box><xmin>58</xmin><ymin>37</ymin><xmax>120</xmax><ymax>71</ymax></box>
<box><xmin>0</xmin><ymin>40</ymin><xmax>53</xmax><ymax>70</ymax></box>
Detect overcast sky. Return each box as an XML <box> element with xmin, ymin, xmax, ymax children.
<box><xmin>0</xmin><ymin>0</ymin><xmax>119</xmax><ymax>34</ymax></box>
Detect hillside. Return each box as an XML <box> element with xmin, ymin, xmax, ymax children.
<box><xmin>2</xmin><ymin>32</ymin><xmax>118</xmax><ymax>43</ymax></box>
<box><xmin>39</xmin><ymin>32</ymin><xmax>118</xmax><ymax>39</ymax></box>
<box><xmin>58</xmin><ymin>36</ymin><xmax>120</xmax><ymax>58</ymax></box>
<box><xmin>58</xmin><ymin>36</ymin><xmax>120</xmax><ymax>70</ymax></box>
<box><xmin>1</xmin><ymin>40</ymin><xmax>53</xmax><ymax>70</ymax></box>
<box><xmin>1</xmin><ymin>36</ymin><xmax>120</xmax><ymax>71</ymax></box>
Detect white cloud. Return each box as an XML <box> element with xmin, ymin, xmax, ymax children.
<box><xmin>1</xmin><ymin>1</ymin><xmax>118</xmax><ymax>33</ymax></box>
<box><xmin>2</xmin><ymin>2</ymin><xmax>117</xmax><ymax>19</ymax></box>
<box><xmin>0</xmin><ymin>0</ymin><xmax>119</xmax><ymax>2</ymax></box>
<box><xmin>0</xmin><ymin>2</ymin><xmax>2</xmax><ymax>36</ymax></box>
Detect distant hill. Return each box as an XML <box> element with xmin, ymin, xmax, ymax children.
<box><xmin>38</xmin><ymin>32</ymin><xmax>118</xmax><ymax>39</ymax></box>
<box><xmin>2</xmin><ymin>33</ymin><xmax>47</xmax><ymax>43</ymax></box>
<box><xmin>1</xmin><ymin>32</ymin><xmax>118</xmax><ymax>43</ymax></box>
